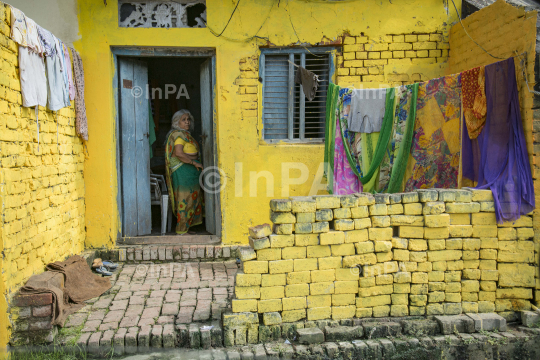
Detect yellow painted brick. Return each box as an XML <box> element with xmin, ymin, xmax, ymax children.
<box><xmin>311</xmin><ymin>269</ymin><xmax>336</xmax><ymax>283</ymax></box>
<box><xmin>353</xmin><ymin>219</ymin><xmax>372</xmax><ymax>231</ymax></box>
<box><xmin>393</xmin><ymin>35</ymin><xmax>405</xmax><ymax>42</ymax></box>
<box><xmin>498</xmin><ymin>216</ymin><xmax>532</xmax><ymax>227</ymax></box>
<box><xmin>334</xmin><ymin>219</ymin><xmax>354</xmax><ymax>231</ymax></box>
<box><xmin>369</xmin><ymin>204</ymin><xmax>388</xmax><ymax>216</ymax></box>
<box><xmin>517</xmin><ymin>228</ymin><xmax>534</xmax><ymax>240</ymax></box>
<box><xmin>387</xmin><ymin>204</ymin><xmax>404</xmax><ymax>215</ymax></box>
<box><xmin>243</xmin><ymin>261</ymin><xmax>268</xmax><ymax>274</ymax></box>
<box><xmin>285</xmin><ymin>284</ymin><xmax>309</xmax><ymax>297</ymax></box>
<box><xmin>257</xmin><ymin>248</ymin><xmax>281</xmax><ymax>261</ymax></box>
<box><xmin>332</xmin><ymin>294</ymin><xmax>355</xmax><ymax>306</ymax></box>
<box><xmin>343</xmin><ymin>44</ymin><xmax>364</xmax><ymax>52</ymax></box>
<box><xmin>333</xmin><ymin>208</ymin><xmax>351</xmax><ymax>219</ymax></box>
<box><xmin>281</xmin><ymin>246</ymin><xmax>306</xmax><ymax>260</ymax></box>
<box><xmin>404</xmin><ymin>203</ymin><xmax>422</xmax><ymax>215</ymax></box>
<box><xmin>282</xmin><ymin>296</ymin><xmax>306</xmax><ymax>310</ymax></box>
<box><xmin>307</xmin><ymin>245</ymin><xmax>331</xmax><ymax>258</ymax></box>
<box><xmin>343</xmin><ymin>36</ymin><xmax>356</xmax><ymax>45</ymax></box>
<box><xmin>236</xmin><ymin>273</ymin><xmax>262</xmax><ymax>287</ymax></box>
<box><xmin>479</xmin><ymin>260</ymin><xmax>497</xmax><ymax>270</ymax></box>
<box><xmin>445</xmin><ymin>293</ymin><xmax>461</xmax><ymax>302</ymax></box>
<box><xmin>232</xmin><ymin>299</ymin><xmax>258</xmax><ymax>313</ymax></box>
<box><xmin>426</xmin><ymin>250</ymin><xmax>462</xmax><ymax>262</ymax></box>
<box><xmin>351</xmin><ymin>206</ymin><xmax>369</xmax><ymax>218</ymax></box>
<box><xmin>331</xmin><ymin>243</ymin><xmax>355</xmax><ymax>256</ymax></box>
<box><xmin>449</xmin><ymin>225</ymin><xmax>473</xmax><ymax>237</ymax></box>
<box><xmin>258</xmin><ymin>299</ymin><xmax>282</xmax><ymax>313</ymax></box>
<box><xmin>363</xmin><ymin>261</ymin><xmax>398</xmax><ymax>277</ymax></box>
<box><xmin>472</xmin><ymin>225</ymin><xmax>497</xmax><ymax>238</ymax></box>
<box><xmin>410</xmin><ymin>252</ymin><xmax>427</xmax><ymax>262</ymax></box>
<box><xmin>393</xmin><ymin>249</ymin><xmax>409</xmax><ymax>261</ymax></box>
<box><xmin>261</xmin><ymin>274</ymin><xmax>286</xmax><ymax>287</ymax></box>
<box><xmin>343</xmin><ymin>253</ymin><xmax>376</xmax><ymax>267</ymax></box>
<box><xmin>307</xmin><ymin>307</ymin><xmax>331</xmax><ymax>321</ymax></box>
<box><xmin>307</xmin><ymin>294</ymin><xmax>331</xmax><ymax>308</ymax></box>
<box><xmin>335</xmin><ymin>268</ymin><xmax>360</xmax><ymax>281</ymax></box>
<box><xmin>446</xmin><ymin>239</ymin><xmax>463</xmax><ymax>250</ymax></box>
<box><xmin>376</xmin><ymin>274</ymin><xmax>394</xmax><ymax>285</ymax></box>
<box><xmin>356</xmin><ymin>51</ymin><xmax>368</xmax><ymax>60</ymax></box>
<box><xmin>425</xmin><ymin>214</ymin><xmax>450</xmax><ymax>228</ymax></box>
<box><xmin>293</xmin><ymin>258</ymin><xmax>317</xmax><ymax>272</ymax></box>
<box><xmin>409</xmin><ymin>239</ymin><xmax>428</xmax><ymax>251</ymax></box>
<box><xmin>450</xmin><ymin>213</ymin><xmax>470</xmax><ymax>225</ymax></box>
<box><xmin>291</xmin><ymin>198</ymin><xmax>316</xmax><ymax>213</ymax></box>
<box><xmin>287</xmin><ymin>271</ymin><xmax>311</xmax><ymax>284</ymax></box>
<box><xmin>235</xmin><ymin>286</ymin><xmax>261</xmax><ymax>299</ymax></box>
<box><xmin>368</xmin><ymin>227</ymin><xmax>392</xmax><ymax>241</ymax></box>
<box><xmin>428</xmin><ymin>240</ymin><xmax>445</xmax><ymax>251</ymax></box>
<box><xmin>295</xmin><ymin>234</ymin><xmax>319</xmax><ymax>246</ymax></box>
<box><xmin>480</xmin><ymin>238</ymin><xmax>498</xmax><ymax>249</ymax></box>
<box><xmin>318</xmin><ymin>256</ymin><xmax>343</xmax><ymax>270</ymax></box>
<box><xmin>376</xmin><ymin>252</ymin><xmax>393</xmax><ymax>262</ymax></box>
<box><xmin>356</xmin><ymin>294</ymin><xmax>391</xmax><ymax>308</ymax></box>
<box><xmin>372</xmin><ymin>216</ymin><xmax>390</xmax><ymax>227</ymax></box>
<box><xmin>260</xmin><ymin>286</ymin><xmax>284</xmax><ymax>300</ymax></box>
<box><xmin>399</xmin><ymin>261</ymin><xmax>417</xmax><ymax>272</ymax></box>
<box><xmin>268</xmin><ymin>259</ymin><xmax>293</xmax><ymax>274</ymax></box>
<box><xmin>332</xmin><ymin>305</ymin><xmax>356</xmax><ymax>320</ymax></box>
<box><xmin>320</xmin><ymin>231</ymin><xmax>345</xmax><ymax>245</ymax></box>
<box><xmin>417</xmin><ymin>262</ymin><xmax>432</xmax><ymax>272</ymax></box>
<box><xmin>269</xmin><ymin>234</ymin><xmax>295</xmax><ymax>248</ymax></box>
<box><xmin>463</xmin><ymin>238</ymin><xmax>481</xmax><ymax>250</ymax></box>
<box><xmin>392</xmin><ymin>237</ymin><xmax>408</xmax><ymax>249</ymax></box>
<box><xmin>282</xmin><ymin>310</ymin><xmax>306</xmax><ymax>323</ymax></box>
<box><xmin>310</xmin><ymin>282</ymin><xmax>335</xmax><ymax>295</ymax></box>
<box><xmin>366</xmin><ymin>43</ymin><xmax>389</xmax><ymax>51</ymax></box>
<box><xmin>400</xmin><ymin>226</ymin><xmax>424</xmax><ymax>238</ymax></box>
<box><xmin>424</xmin><ymin>227</ymin><xmax>449</xmax><ymax>239</ymax></box>
<box><xmin>344</xmin><ymin>59</ymin><xmax>364</xmax><ymax>67</ymax></box>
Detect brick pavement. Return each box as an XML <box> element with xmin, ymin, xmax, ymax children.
<box><xmin>63</xmin><ymin>260</ymin><xmax>239</xmax><ymax>347</ymax></box>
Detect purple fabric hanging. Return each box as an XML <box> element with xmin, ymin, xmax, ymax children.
<box><xmin>462</xmin><ymin>57</ymin><xmax>534</xmax><ymax>223</ymax></box>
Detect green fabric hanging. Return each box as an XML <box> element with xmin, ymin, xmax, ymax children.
<box><xmin>148</xmin><ymin>100</ymin><xmax>156</xmax><ymax>159</ymax></box>
<box><xmin>386</xmin><ymin>83</ymin><xmax>419</xmax><ymax>193</ymax></box>
<box><xmin>337</xmin><ymin>87</ymin><xmax>396</xmax><ymax>191</ymax></box>
<box><xmin>358</xmin><ymin>87</ymin><xmax>396</xmax><ymax>185</ymax></box>
<box><xmin>324</xmin><ymin>83</ymin><xmax>340</xmax><ymax>194</ymax></box>
<box><xmin>360</xmin><ymin>132</ymin><xmax>381</xmax><ymax>193</ymax></box>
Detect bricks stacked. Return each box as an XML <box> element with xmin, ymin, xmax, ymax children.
<box><xmin>338</xmin><ymin>32</ymin><xmax>449</xmax><ymax>86</ymax></box>
<box><xmin>10</xmin><ymin>293</ymin><xmax>55</xmax><ymax>345</ymax></box>
<box><xmin>230</xmin><ymin>188</ymin><xmax>537</xmax><ymax>330</ymax></box>
<box><xmin>235</xmin><ymin>56</ymin><xmax>258</xmax><ymax>122</ymax></box>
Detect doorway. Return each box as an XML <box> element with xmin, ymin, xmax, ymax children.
<box><xmin>115</xmin><ymin>50</ymin><xmax>220</xmax><ymax>240</ymax></box>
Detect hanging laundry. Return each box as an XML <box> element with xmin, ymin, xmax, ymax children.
<box><xmin>71</xmin><ymin>49</ymin><xmax>89</xmax><ymax>141</ymax></box>
<box><xmin>378</xmin><ymin>83</ymin><xmax>418</xmax><ymax>193</ymax></box>
<box><xmin>38</xmin><ymin>27</ymin><xmax>65</xmax><ymax>111</ymax></box>
<box><xmin>294</xmin><ymin>66</ymin><xmax>319</xmax><ymax>102</ymax></box>
<box><xmin>63</xmin><ymin>43</ymin><xmax>76</xmax><ymax>101</ymax></box>
<box><xmin>324</xmin><ymin>83</ymin><xmax>339</xmax><ymax>194</ymax></box>
<box><xmin>57</xmin><ymin>39</ymin><xmax>72</xmax><ymax>108</ymax></box>
<box><xmin>462</xmin><ymin>57</ymin><xmax>534</xmax><ymax>223</ymax></box>
<box><xmin>404</xmin><ymin>74</ymin><xmax>461</xmax><ymax>191</ymax></box>
<box><xmin>332</xmin><ymin>88</ymin><xmax>361</xmax><ymax>195</ymax></box>
<box><xmin>348</xmin><ymin>88</ymin><xmax>387</xmax><ymax>133</ymax></box>
<box><xmin>462</xmin><ymin>66</ymin><xmax>487</xmax><ymax>139</ymax></box>
<box><xmin>10</xmin><ymin>6</ymin><xmax>28</xmax><ymax>47</ymax></box>
<box><xmin>16</xmin><ymin>15</ymin><xmax>47</xmax><ymax>108</ymax></box>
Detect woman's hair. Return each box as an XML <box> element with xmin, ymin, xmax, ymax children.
<box><xmin>171</xmin><ymin>109</ymin><xmax>195</xmax><ymax>132</ymax></box>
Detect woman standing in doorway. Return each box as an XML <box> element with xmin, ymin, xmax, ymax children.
<box><xmin>164</xmin><ymin>110</ymin><xmax>204</xmax><ymax>235</ymax></box>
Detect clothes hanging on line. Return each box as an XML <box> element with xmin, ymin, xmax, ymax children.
<box><xmin>71</xmin><ymin>49</ymin><xmax>89</xmax><ymax>141</ymax></box>
<box><xmin>10</xmin><ymin>6</ymin><xmax>27</xmax><ymax>47</ymax></box>
<box><xmin>404</xmin><ymin>73</ymin><xmax>462</xmax><ymax>191</ymax></box>
<box><xmin>294</xmin><ymin>66</ymin><xmax>319</xmax><ymax>102</ymax></box>
<box><xmin>324</xmin><ymin>83</ymin><xmax>339</xmax><ymax>194</ymax></box>
<box><xmin>63</xmin><ymin>43</ymin><xmax>76</xmax><ymax>101</ymax></box>
<box><xmin>462</xmin><ymin>66</ymin><xmax>487</xmax><ymax>139</ymax></box>
<box><xmin>462</xmin><ymin>57</ymin><xmax>534</xmax><ymax>223</ymax></box>
<box><xmin>348</xmin><ymin>88</ymin><xmax>387</xmax><ymax>133</ymax></box>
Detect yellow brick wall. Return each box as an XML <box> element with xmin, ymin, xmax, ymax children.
<box><xmin>446</xmin><ymin>0</ymin><xmax>539</xmax><ymax>306</ymax></box>
<box><xmin>336</xmin><ymin>32</ymin><xmax>450</xmax><ymax>88</ymax></box>
<box><xmin>0</xmin><ymin>1</ymin><xmax>86</xmax><ymax>326</ymax></box>
<box><xmin>234</xmin><ymin>190</ymin><xmax>537</xmax><ymax>322</ymax></box>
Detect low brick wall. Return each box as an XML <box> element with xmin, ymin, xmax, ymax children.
<box><xmin>10</xmin><ymin>293</ymin><xmax>56</xmax><ymax>345</ymax></box>
<box><xmin>232</xmin><ymin>189</ymin><xmax>538</xmax><ymax>325</ymax></box>
<box><xmin>97</xmin><ymin>245</ymin><xmax>244</xmax><ymax>263</ymax></box>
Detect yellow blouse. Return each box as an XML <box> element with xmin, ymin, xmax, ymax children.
<box><xmin>174</xmin><ymin>138</ymin><xmax>198</xmax><ymax>154</ymax></box>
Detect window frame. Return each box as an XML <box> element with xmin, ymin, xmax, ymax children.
<box><xmin>259</xmin><ymin>47</ymin><xmax>336</xmax><ymax>144</ymax></box>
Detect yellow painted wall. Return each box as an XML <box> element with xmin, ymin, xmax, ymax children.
<box><xmin>0</xmin><ymin>2</ymin><xmax>86</xmax><ymax>347</ymax></box>
<box><xmin>78</xmin><ymin>0</ymin><xmax>461</xmax><ymax>246</ymax></box>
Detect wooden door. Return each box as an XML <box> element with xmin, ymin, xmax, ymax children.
<box><xmin>119</xmin><ymin>58</ymin><xmax>151</xmax><ymax>237</ymax></box>
<box><xmin>200</xmin><ymin>58</ymin><xmax>221</xmax><ymax>236</ymax></box>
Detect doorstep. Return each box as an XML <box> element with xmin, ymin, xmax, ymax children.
<box><xmin>118</xmin><ymin>234</ymin><xmax>221</xmax><ymax>246</ymax></box>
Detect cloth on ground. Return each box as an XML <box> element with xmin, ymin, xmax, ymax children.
<box><xmin>294</xmin><ymin>66</ymin><xmax>319</xmax><ymax>102</ymax></box>
<box><xmin>19</xmin><ymin>271</ymin><xmax>83</xmax><ymax>327</ymax></box>
<box><xmin>462</xmin><ymin>66</ymin><xmax>487</xmax><ymax>139</ymax></box>
<box><xmin>71</xmin><ymin>49</ymin><xmax>89</xmax><ymax>140</ymax></box>
<box><xmin>348</xmin><ymin>88</ymin><xmax>387</xmax><ymax>133</ymax></box>
<box><xmin>404</xmin><ymin>74</ymin><xmax>461</xmax><ymax>191</ymax></box>
<box><xmin>462</xmin><ymin>57</ymin><xmax>534</xmax><ymax>223</ymax></box>
<box><xmin>324</xmin><ymin>83</ymin><xmax>339</xmax><ymax>193</ymax></box>
<box><xmin>46</xmin><ymin>255</ymin><xmax>111</xmax><ymax>304</ymax></box>
<box><xmin>378</xmin><ymin>83</ymin><xmax>419</xmax><ymax>193</ymax></box>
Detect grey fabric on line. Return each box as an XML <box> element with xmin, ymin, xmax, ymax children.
<box><xmin>348</xmin><ymin>88</ymin><xmax>387</xmax><ymax>133</ymax></box>
<box><xmin>294</xmin><ymin>66</ymin><xmax>319</xmax><ymax>102</ymax></box>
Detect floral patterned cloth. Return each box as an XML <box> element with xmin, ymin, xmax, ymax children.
<box><xmin>462</xmin><ymin>66</ymin><xmax>486</xmax><ymax>139</ymax></box>
<box><xmin>333</xmin><ymin>88</ymin><xmax>361</xmax><ymax>194</ymax></box>
<box><xmin>404</xmin><ymin>74</ymin><xmax>462</xmax><ymax>191</ymax></box>
<box><xmin>165</xmin><ymin>130</ymin><xmax>204</xmax><ymax>234</ymax></box>
<box><xmin>71</xmin><ymin>49</ymin><xmax>89</xmax><ymax>140</ymax></box>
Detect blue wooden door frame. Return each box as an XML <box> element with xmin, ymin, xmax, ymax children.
<box><xmin>112</xmin><ymin>47</ymin><xmax>219</xmax><ymax>239</ymax></box>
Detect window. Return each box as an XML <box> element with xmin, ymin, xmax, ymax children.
<box><xmin>260</xmin><ymin>48</ymin><xmax>334</xmax><ymax>142</ymax></box>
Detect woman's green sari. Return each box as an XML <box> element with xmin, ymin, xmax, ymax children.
<box><xmin>165</xmin><ymin>130</ymin><xmax>203</xmax><ymax>234</ymax></box>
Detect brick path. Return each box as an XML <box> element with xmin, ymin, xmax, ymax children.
<box><xmin>60</xmin><ymin>260</ymin><xmax>239</xmax><ymax>347</ymax></box>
